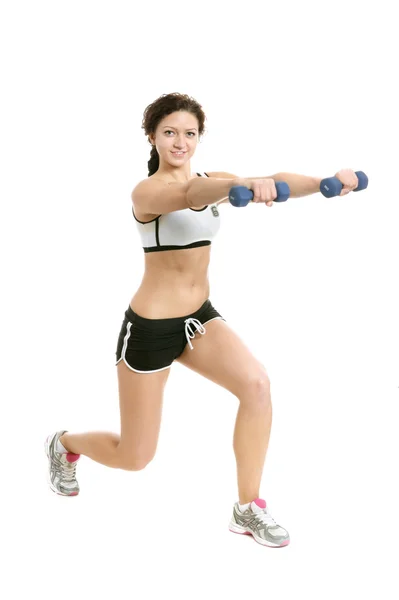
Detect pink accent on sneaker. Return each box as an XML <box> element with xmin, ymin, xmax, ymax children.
<box><xmin>66</xmin><ymin>453</ymin><xmax>80</xmax><ymax>462</ymax></box>
<box><xmin>253</xmin><ymin>498</ymin><xmax>266</xmax><ymax>509</ymax></box>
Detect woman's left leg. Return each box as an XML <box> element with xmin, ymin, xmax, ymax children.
<box><xmin>175</xmin><ymin>318</ymin><xmax>272</xmax><ymax>505</ymax></box>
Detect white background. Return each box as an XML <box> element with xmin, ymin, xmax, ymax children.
<box><xmin>1</xmin><ymin>0</ymin><xmax>398</xmax><ymax>598</ymax></box>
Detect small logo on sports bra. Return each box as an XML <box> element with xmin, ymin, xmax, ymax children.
<box><xmin>211</xmin><ymin>206</ymin><xmax>219</xmax><ymax>218</ymax></box>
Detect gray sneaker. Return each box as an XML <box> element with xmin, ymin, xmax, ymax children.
<box><xmin>229</xmin><ymin>498</ymin><xmax>290</xmax><ymax>547</ymax></box>
<box><xmin>45</xmin><ymin>430</ymin><xmax>80</xmax><ymax>496</ymax></box>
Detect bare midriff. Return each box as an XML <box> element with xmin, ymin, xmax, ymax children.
<box><xmin>130</xmin><ymin>245</ymin><xmax>212</xmax><ymax>319</ymax></box>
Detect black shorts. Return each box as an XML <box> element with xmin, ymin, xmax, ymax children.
<box><xmin>115</xmin><ymin>299</ymin><xmax>225</xmax><ymax>373</ymax></box>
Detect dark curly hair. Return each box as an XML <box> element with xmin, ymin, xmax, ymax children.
<box><xmin>141</xmin><ymin>93</ymin><xmax>207</xmax><ymax>177</ymax></box>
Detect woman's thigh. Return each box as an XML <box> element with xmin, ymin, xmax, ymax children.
<box><xmin>116</xmin><ymin>360</ymin><xmax>171</xmax><ymax>469</ymax></box>
<box><xmin>175</xmin><ymin>319</ymin><xmax>269</xmax><ymax>401</ymax></box>
<box><xmin>114</xmin><ymin>303</ymin><xmax>183</xmax><ymax>468</ymax></box>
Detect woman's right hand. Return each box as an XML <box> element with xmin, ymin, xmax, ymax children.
<box><xmin>232</xmin><ymin>178</ymin><xmax>278</xmax><ymax>207</ymax></box>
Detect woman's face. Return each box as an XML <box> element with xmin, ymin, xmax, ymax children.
<box><xmin>150</xmin><ymin>111</ymin><xmax>199</xmax><ymax>167</ymax></box>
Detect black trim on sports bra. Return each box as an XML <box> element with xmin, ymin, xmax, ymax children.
<box><xmin>132</xmin><ymin>209</ymin><xmax>161</xmax><ymax>224</ymax></box>
<box><xmin>144</xmin><ymin>240</ymin><xmax>211</xmax><ymax>253</ymax></box>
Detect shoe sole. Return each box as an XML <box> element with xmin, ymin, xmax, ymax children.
<box><xmin>44</xmin><ymin>434</ymin><xmax>79</xmax><ymax>497</ymax></box>
<box><xmin>229</xmin><ymin>521</ymin><xmax>290</xmax><ymax>548</ymax></box>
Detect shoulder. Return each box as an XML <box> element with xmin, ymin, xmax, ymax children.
<box><xmin>133</xmin><ymin>175</ymin><xmax>168</xmax><ymax>192</ymax></box>
<box><xmin>131</xmin><ymin>177</ymin><xmax>171</xmax><ymax>222</ymax></box>
<box><xmin>132</xmin><ymin>177</ymin><xmax>161</xmax><ymax>197</ymax></box>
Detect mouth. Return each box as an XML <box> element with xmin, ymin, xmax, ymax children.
<box><xmin>171</xmin><ymin>151</ymin><xmax>187</xmax><ymax>157</ymax></box>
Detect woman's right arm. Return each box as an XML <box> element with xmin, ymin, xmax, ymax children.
<box><xmin>132</xmin><ymin>176</ymin><xmax>242</xmax><ymax>215</ymax></box>
<box><xmin>185</xmin><ymin>176</ymin><xmax>241</xmax><ymax>208</ymax></box>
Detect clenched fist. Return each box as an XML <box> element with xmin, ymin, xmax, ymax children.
<box><xmin>233</xmin><ymin>178</ymin><xmax>277</xmax><ymax>207</ymax></box>
<box><xmin>334</xmin><ymin>169</ymin><xmax>359</xmax><ymax>196</ymax></box>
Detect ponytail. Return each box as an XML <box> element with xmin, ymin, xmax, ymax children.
<box><xmin>148</xmin><ymin>145</ymin><xmax>159</xmax><ymax>177</ymax></box>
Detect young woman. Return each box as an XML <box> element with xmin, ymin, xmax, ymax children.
<box><xmin>45</xmin><ymin>93</ymin><xmax>359</xmax><ymax>548</ymax></box>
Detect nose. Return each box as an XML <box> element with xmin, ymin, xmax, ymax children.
<box><xmin>173</xmin><ymin>134</ymin><xmax>187</xmax><ymax>148</ymax></box>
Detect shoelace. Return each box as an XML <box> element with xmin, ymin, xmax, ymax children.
<box><xmin>249</xmin><ymin>508</ymin><xmax>278</xmax><ymax>527</ymax></box>
<box><xmin>54</xmin><ymin>453</ymin><xmax>77</xmax><ymax>483</ymax></box>
<box><xmin>62</xmin><ymin>460</ymin><xmax>77</xmax><ymax>483</ymax></box>
<box><xmin>184</xmin><ymin>318</ymin><xmax>206</xmax><ymax>350</ymax></box>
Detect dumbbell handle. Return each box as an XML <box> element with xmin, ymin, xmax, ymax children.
<box><xmin>320</xmin><ymin>171</ymin><xmax>368</xmax><ymax>198</ymax></box>
<box><xmin>229</xmin><ymin>181</ymin><xmax>290</xmax><ymax>207</ymax></box>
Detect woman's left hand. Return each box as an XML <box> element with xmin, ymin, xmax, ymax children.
<box><xmin>334</xmin><ymin>169</ymin><xmax>359</xmax><ymax>196</ymax></box>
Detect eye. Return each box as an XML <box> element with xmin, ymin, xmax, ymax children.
<box><xmin>165</xmin><ymin>131</ymin><xmax>196</xmax><ymax>136</ymax></box>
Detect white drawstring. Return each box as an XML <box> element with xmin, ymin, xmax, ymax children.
<box><xmin>184</xmin><ymin>318</ymin><xmax>206</xmax><ymax>350</ymax></box>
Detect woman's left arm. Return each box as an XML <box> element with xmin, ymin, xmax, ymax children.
<box><xmin>205</xmin><ymin>171</ymin><xmax>321</xmax><ymax>201</ymax></box>
<box><xmin>254</xmin><ymin>170</ymin><xmax>358</xmax><ymax>197</ymax></box>
<box><xmin>264</xmin><ymin>173</ymin><xmax>322</xmax><ymax>197</ymax></box>
<box><xmin>206</xmin><ymin>170</ymin><xmax>358</xmax><ymax>201</ymax></box>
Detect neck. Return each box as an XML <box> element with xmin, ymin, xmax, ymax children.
<box><xmin>157</xmin><ymin>162</ymin><xmax>193</xmax><ymax>183</ymax></box>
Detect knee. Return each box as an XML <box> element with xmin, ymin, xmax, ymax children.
<box><xmin>240</xmin><ymin>369</ymin><xmax>271</xmax><ymax>407</ymax></box>
<box><xmin>118</xmin><ymin>455</ymin><xmax>153</xmax><ymax>472</ymax></box>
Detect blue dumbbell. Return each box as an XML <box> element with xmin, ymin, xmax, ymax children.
<box><xmin>320</xmin><ymin>171</ymin><xmax>368</xmax><ymax>198</ymax></box>
<box><xmin>229</xmin><ymin>181</ymin><xmax>290</xmax><ymax>207</ymax></box>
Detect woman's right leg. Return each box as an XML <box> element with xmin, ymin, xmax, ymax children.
<box><xmin>60</xmin><ymin>361</ymin><xmax>171</xmax><ymax>470</ymax></box>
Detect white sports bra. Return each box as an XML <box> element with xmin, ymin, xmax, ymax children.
<box><xmin>132</xmin><ymin>172</ymin><xmax>221</xmax><ymax>253</ymax></box>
